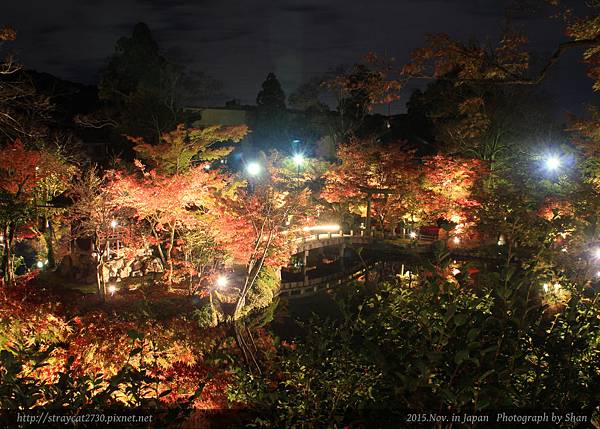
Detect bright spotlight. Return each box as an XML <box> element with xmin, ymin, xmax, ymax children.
<box><xmin>545</xmin><ymin>156</ymin><xmax>561</xmax><ymax>171</ymax></box>
<box><xmin>108</xmin><ymin>285</ymin><xmax>117</xmax><ymax>295</ymax></box>
<box><xmin>453</xmin><ymin>236</ymin><xmax>461</xmax><ymax>244</ymax></box>
<box><xmin>293</xmin><ymin>153</ymin><xmax>305</xmax><ymax>167</ymax></box>
<box><xmin>246</xmin><ymin>162</ymin><xmax>261</xmax><ymax>177</ymax></box>
<box><xmin>36</xmin><ymin>261</ymin><xmax>44</xmax><ymax>269</ymax></box>
<box><xmin>110</xmin><ymin>219</ymin><xmax>118</xmax><ymax>228</ymax></box>
<box><xmin>216</xmin><ymin>275</ymin><xmax>228</xmax><ymax>289</ymax></box>
<box><xmin>409</xmin><ymin>231</ymin><xmax>417</xmax><ymax>239</ymax></box>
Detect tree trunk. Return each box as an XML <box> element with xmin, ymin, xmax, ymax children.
<box><xmin>166</xmin><ymin>225</ymin><xmax>175</xmax><ymax>287</ymax></box>
<box><xmin>1</xmin><ymin>223</ymin><xmax>15</xmax><ymax>286</ymax></box>
<box><xmin>366</xmin><ymin>193</ymin><xmax>372</xmax><ymax>235</ymax></box>
<box><xmin>44</xmin><ymin>218</ymin><xmax>56</xmax><ymax>269</ymax></box>
<box><xmin>96</xmin><ymin>261</ymin><xmax>105</xmax><ymax>303</ymax></box>
<box><xmin>95</xmin><ymin>241</ymin><xmax>107</xmax><ymax>303</ymax></box>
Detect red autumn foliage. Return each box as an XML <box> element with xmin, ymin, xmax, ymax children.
<box><xmin>420</xmin><ymin>154</ymin><xmax>484</xmax><ymax>226</ymax></box>
<box><xmin>0</xmin><ymin>280</ymin><xmax>248</xmax><ymax>409</ymax></box>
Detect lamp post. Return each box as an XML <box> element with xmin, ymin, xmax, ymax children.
<box><xmin>246</xmin><ymin>162</ymin><xmax>261</xmax><ymax>177</ymax></box>
<box><xmin>293</xmin><ymin>153</ymin><xmax>304</xmax><ymax>187</ymax></box>
<box><xmin>245</xmin><ymin>161</ymin><xmax>261</xmax><ymax>192</ymax></box>
<box><xmin>109</xmin><ymin>219</ymin><xmax>118</xmax><ymax>257</ymax></box>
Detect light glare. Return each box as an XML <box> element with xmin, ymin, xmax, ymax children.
<box><xmin>302</xmin><ymin>224</ymin><xmax>340</xmax><ymax>232</ymax></box>
<box><xmin>216</xmin><ymin>275</ymin><xmax>228</xmax><ymax>289</ymax></box>
<box><xmin>293</xmin><ymin>153</ymin><xmax>304</xmax><ymax>166</ymax></box>
<box><xmin>545</xmin><ymin>156</ymin><xmax>561</xmax><ymax>171</ymax></box>
<box><xmin>246</xmin><ymin>162</ymin><xmax>261</xmax><ymax>177</ymax></box>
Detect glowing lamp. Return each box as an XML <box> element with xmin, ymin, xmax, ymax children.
<box><xmin>542</xmin><ymin>283</ymin><xmax>549</xmax><ymax>293</ymax></box>
<box><xmin>108</xmin><ymin>285</ymin><xmax>117</xmax><ymax>295</ymax></box>
<box><xmin>110</xmin><ymin>220</ymin><xmax>118</xmax><ymax>228</ymax></box>
<box><xmin>409</xmin><ymin>231</ymin><xmax>417</xmax><ymax>239</ymax></box>
<box><xmin>453</xmin><ymin>236</ymin><xmax>461</xmax><ymax>244</ymax></box>
<box><xmin>545</xmin><ymin>156</ymin><xmax>561</xmax><ymax>171</ymax></box>
<box><xmin>36</xmin><ymin>261</ymin><xmax>44</xmax><ymax>269</ymax></box>
<box><xmin>293</xmin><ymin>153</ymin><xmax>305</xmax><ymax>167</ymax></box>
<box><xmin>246</xmin><ymin>162</ymin><xmax>261</xmax><ymax>177</ymax></box>
<box><xmin>216</xmin><ymin>275</ymin><xmax>228</xmax><ymax>289</ymax></box>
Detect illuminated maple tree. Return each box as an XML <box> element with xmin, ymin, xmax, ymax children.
<box><xmin>230</xmin><ymin>153</ymin><xmax>314</xmax><ymax>319</ymax></box>
<box><xmin>420</xmin><ymin>154</ymin><xmax>484</xmax><ymax>234</ymax></box>
<box><xmin>321</xmin><ymin>137</ymin><xmax>419</xmax><ymax>231</ymax></box>
<box><xmin>108</xmin><ymin>161</ymin><xmax>243</xmax><ymax>286</ymax></box>
<box><xmin>0</xmin><ymin>141</ymin><xmax>69</xmax><ymax>285</ymax></box>
<box><xmin>129</xmin><ymin>123</ymin><xmax>248</xmax><ymax>174</ymax></box>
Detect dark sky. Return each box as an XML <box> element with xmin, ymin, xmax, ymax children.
<box><xmin>3</xmin><ymin>0</ymin><xmax>596</xmax><ymax>115</ymax></box>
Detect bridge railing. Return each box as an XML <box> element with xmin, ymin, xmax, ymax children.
<box><xmin>294</xmin><ymin>227</ymin><xmax>439</xmax><ymax>245</ymax></box>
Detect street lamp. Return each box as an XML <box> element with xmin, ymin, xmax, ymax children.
<box><xmin>216</xmin><ymin>274</ymin><xmax>228</xmax><ymax>289</ymax></box>
<box><xmin>293</xmin><ymin>153</ymin><xmax>304</xmax><ymax>167</ymax></box>
<box><xmin>293</xmin><ymin>153</ymin><xmax>304</xmax><ymax>187</ymax></box>
<box><xmin>246</xmin><ymin>162</ymin><xmax>261</xmax><ymax>177</ymax></box>
<box><xmin>544</xmin><ymin>155</ymin><xmax>561</xmax><ymax>172</ymax></box>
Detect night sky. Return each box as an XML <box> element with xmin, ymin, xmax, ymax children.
<box><xmin>3</xmin><ymin>0</ymin><xmax>597</xmax><ymax>116</ymax></box>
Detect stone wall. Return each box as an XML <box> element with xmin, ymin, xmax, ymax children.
<box><xmin>58</xmin><ymin>247</ymin><xmax>164</xmax><ymax>283</ymax></box>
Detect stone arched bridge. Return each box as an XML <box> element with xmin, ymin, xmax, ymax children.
<box><xmin>278</xmin><ymin>228</ymin><xmax>441</xmax><ymax>298</ymax></box>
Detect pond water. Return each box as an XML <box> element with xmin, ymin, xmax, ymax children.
<box><xmin>270</xmin><ymin>254</ymin><xmax>421</xmax><ymax>340</ymax></box>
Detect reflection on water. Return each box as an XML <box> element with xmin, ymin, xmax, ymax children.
<box><xmin>271</xmin><ymin>258</ymin><xmax>420</xmax><ymax>341</ymax></box>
